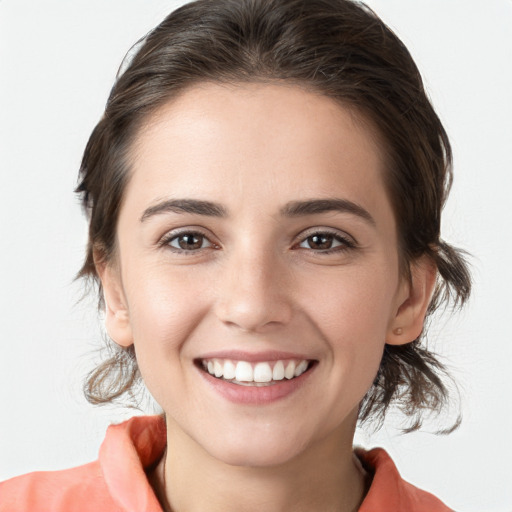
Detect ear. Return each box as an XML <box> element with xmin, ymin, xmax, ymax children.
<box><xmin>386</xmin><ymin>256</ymin><xmax>437</xmax><ymax>345</ymax></box>
<box><xmin>95</xmin><ymin>251</ymin><xmax>133</xmax><ymax>348</ymax></box>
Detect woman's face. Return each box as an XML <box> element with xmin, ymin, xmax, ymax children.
<box><xmin>103</xmin><ymin>83</ymin><xmax>412</xmax><ymax>467</ymax></box>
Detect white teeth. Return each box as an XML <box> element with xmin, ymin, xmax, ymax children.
<box><xmin>295</xmin><ymin>360</ymin><xmax>308</xmax><ymax>377</ymax></box>
<box><xmin>235</xmin><ymin>361</ymin><xmax>253</xmax><ymax>382</ymax></box>
<box><xmin>203</xmin><ymin>358</ymin><xmax>310</xmax><ymax>383</ymax></box>
<box><xmin>272</xmin><ymin>360</ymin><xmax>285</xmax><ymax>381</ymax></box>
<box><xmin>253</xmin><ymin>362</ymin><xmax>273</xmax><ymax>383</ymax></box>
<box><xmin>284</xmin><ymin>361</ymin><xmax>296</xmax><ymax>379</ymax></box>
<box><xmin>214</xmin><ymin>360</ymin><xmax>223</xmax><ymax>378</ymax></box>
<box><xmin>223</xmin><ymin>360</ymin><xmax>236</xmax><ymax>380</ymax></box>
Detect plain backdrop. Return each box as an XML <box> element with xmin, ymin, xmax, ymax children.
<box><xmin>0</xmin><ymin>1</ymin><xmax>511</xmax><ymax>510</ymax></box>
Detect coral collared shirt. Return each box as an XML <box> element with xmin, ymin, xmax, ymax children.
<box><xmin>0</xmin><ymin>416</ymin><xmax>453</xmax><ymax>511</ymax></box>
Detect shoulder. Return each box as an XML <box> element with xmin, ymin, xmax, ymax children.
<box><xmin>0</xmin><ymin>461</ymin><xmax>115</xmax><ymax>512</ymax></box>
<box><xmin>356</xmin><ymin>447</ymin><xmax>454</xmax><ymax>512</ymax></box>
<box><xmin>0</xmin><ymin>415</ymin><xmax>166</xmax><ymax>512</ymax></box>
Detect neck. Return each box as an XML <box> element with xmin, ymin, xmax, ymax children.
<box><xmin>151</xmin><ymin>415</ymin><xmax>368</xmax><ymax>512</ymax></box>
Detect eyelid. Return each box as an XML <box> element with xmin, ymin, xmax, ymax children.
<box><xmin>295</xmin><ymin>227</ymin><xmax>357</xmax><ymax>245</ymax></box>
<box><xmin>157</xmin><ymin>225</ymin><xmax>357</xmax><ymax>254</ymax></box>
<box><xmin>158</xmin><ymin>227</ymin><xmax>219</xmax><ymax>252</ymax></box>
<box><xmin>170</xmin><ymin>233</ymin><xmax>212</xmax><ymax>250</ymax></box>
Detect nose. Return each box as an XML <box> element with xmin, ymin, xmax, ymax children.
<box><xmin>214</xmin><ymin>246</ymin><xmax>294</xmax><ymax>333</ymax></box>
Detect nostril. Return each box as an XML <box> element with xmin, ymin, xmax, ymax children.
<box><xmin>215</xmin><ymin>296</ymin><xmax>293</xmax><ymax>333</ymax></box>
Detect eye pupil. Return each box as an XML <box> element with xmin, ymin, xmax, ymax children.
<box><xmin>309</xmin><ymin>234</ymin><xmax>332</xmax><ymax>250</ymax></box>
<box><xmin>179</xmin><ymin>234</ymin><xmax>203</xmax><ymax>250</ymax></box>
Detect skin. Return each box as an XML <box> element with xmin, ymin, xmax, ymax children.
<box><xmin>99</xmin><ymin>83</ymin><xmax>436</xmax><ymax>512</ymax></box>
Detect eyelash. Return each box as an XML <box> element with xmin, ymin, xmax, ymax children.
<box><xmin>295</xmin><ymin>229</ymin><xmax>356</xmax><ymax>254</ymax></box>
<box><xmin>159</xmin><ymin>229</ymin><xmax>215</xmax><ymax>254</ymax></box>
<box><xmin>159</xmin><ymin>229</ymin><xmax>356</xmax><ymax>255</ymax></box>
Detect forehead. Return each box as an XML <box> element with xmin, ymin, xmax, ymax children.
<box><xmin>126</xmin><ymin>82</ymin><xmax>390</xmax><ymax>217</ymax></box>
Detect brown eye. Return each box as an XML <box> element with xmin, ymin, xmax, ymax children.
<box><xmin>307</xmin><ymin>234</ymin><xmax>333</xmax><ymax>250</ymax></box>
<box><xmin>298</xmin><ymin>232</ymin><xmax>353</xmax><ymax>252</ymax></box>
<box><xmin>168</xmin><ymin>232</ymin><xmax>212</xmax><ymax>251</ymax></box>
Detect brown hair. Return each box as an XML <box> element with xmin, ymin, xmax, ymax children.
<box><xmin>77</xmin><ymin>0</ymin><xmax>471</xmax><ymax>431</ymax></box>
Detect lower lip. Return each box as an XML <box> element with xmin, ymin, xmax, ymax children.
<box><xmin>198</xmin><ymin>365</ymin><xmax>315</xmax><ymax>405</ymax></box>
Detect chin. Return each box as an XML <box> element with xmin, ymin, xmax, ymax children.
<box><xmin>199</xmin><ymin>427</ymin><xmax>313</xmax><ymax>468</ymax></box>
<box><xmin>213</xmin><ymin>444</ymin><xmax>304</xmax><ymax>469</ymax></box>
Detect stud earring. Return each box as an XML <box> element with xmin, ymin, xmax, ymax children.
<box><xmin>393</xmin><ymin>327</ymin><xmax>403</xmax><ymax>335</ymax></box>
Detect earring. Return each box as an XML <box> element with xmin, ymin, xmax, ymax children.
<box><xmin>393</xmin><ymin>327</ymin><xmax>403</xmax><ymax>335</ymax></box>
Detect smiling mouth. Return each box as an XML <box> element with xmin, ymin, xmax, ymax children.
<box><xmin>197</xmin><ymin>358</ymin><xmax>315</xmax><ymax>386</ymax></box>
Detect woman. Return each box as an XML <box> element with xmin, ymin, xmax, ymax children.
<box><xmin>0</xmin><ymin>0</ymin><xmax>471</xmax><ymax>510</ymax></box>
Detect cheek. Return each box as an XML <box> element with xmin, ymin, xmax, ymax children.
<box><xmin>122</xmin><ymin>264</ymin><xmax>210</xmax><ymax>367</ymax></box>
<box><xmin>296</xmin><ymin>263</ymin><xmax>398</xmax><ymax>381</ymax></box>
<box><xmin>299</xmin><ymin>262</ymin><xmax>398</xmax><ymax>337</ymax></box>
<box><xmin>121</xmin><ymin>265</ymin><xmax>216</xmax><ymax>416</ymax></box>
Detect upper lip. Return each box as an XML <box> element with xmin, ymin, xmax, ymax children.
<box><xmin>196</xmin><ymin>350</ymin><xmax>315</xmax><ymax>363</ymax></box>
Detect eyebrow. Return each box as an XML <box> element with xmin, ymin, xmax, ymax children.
<box><xmin>140</xmin><ymin>199</ymin><xmax>227</xmax><ymax>222</ymax></box>
<box><xmin>140</xmin><ymin>197</ymin><xmax>375</xmax><ymax>226</ymax></box>
<box><xmin>280</xmin><ymin>198</ymin><xmax>375</xmax><ymax>226</ymax></box>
